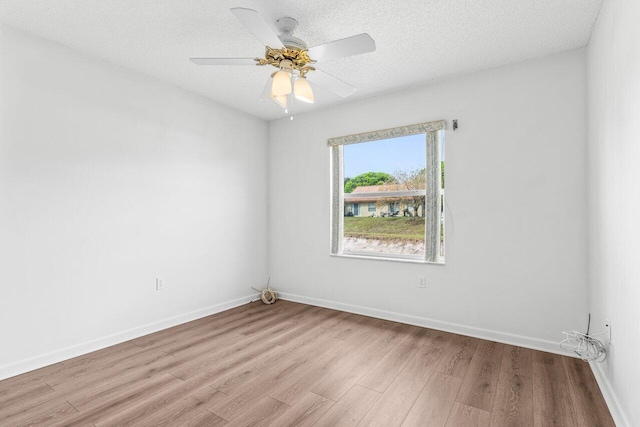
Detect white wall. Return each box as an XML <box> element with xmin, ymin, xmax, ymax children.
<box><xmin>0</xmin><ymin>24</ymin><xmax>268</xmax><ymax>378</ymax></box>
<box><xmin>269</xmin><ymin>50</ymin><xmax>589</xmax><ymax>352</ymax></box>
<box><xmin>587</xmin><ymin>0</ymin><xmax>640</xmax><ymax>425</ymax></box>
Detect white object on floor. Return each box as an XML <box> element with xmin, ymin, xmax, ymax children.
<box><xmin>252</xmin><ymin>278</ymin><xmax>277</xmax><ymax>305</ymax></box>
<box><xmin>560</xmin><ymin>330</ymin><xmax>608</xmax><ymax>362</ymax></box>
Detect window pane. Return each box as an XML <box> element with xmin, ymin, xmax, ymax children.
<box><xmin>342</xmin><ymin>134</ymin><xmax>428</xmax><ymax>257</ymax></box>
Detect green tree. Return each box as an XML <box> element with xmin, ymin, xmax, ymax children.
<box><xmin>376</xmin><ymin>169</ymin><xmax>426</xmax><ymax>217</ymax></box>
<box><xmin>344</xmin><ymin>172</ymin><xmax>394</xmax><ymax>193</ymax></box>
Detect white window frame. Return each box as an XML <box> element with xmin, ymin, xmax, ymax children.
<box><xmin>329</xmin><ymin>120</ymin><xmax>446</xmax><ymax>264</ymax></box>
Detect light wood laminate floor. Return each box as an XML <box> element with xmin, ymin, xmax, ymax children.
<box><xmin>0</xmin><ymin>300</ymin><xmax>614</xmax><ymax>426</ymax></box>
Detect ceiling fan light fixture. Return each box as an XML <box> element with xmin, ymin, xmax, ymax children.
<box><xmin>190</xmin><ymin>9</ymin><xmax>374</xmax><ymax>111</ymax></box>
<box><xmin>271</xmin><ymin>70</ymin><xmax>292</xmax><ymax>96</ymax></box>
<box><xmin>293</xmin><ymin>76</ymin><xmax>314</xmax><ymax>104</ymax></box>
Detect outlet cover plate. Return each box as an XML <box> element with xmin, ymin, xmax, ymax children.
<box><xmin>418</xmin><ymin>276</ymin><xmax>426</xmax><ymax>288</ymax></box>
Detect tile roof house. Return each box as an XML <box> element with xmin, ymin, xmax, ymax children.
<box><xmin>343</xmin><ymin>185</ymin><xmax>427</xmax><ymax>217</ymax></box>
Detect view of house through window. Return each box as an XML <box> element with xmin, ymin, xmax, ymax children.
<box><xmin>341</xmin><ymin>132</ymin><xmax>445</xmax><ymax>260</ymax></box>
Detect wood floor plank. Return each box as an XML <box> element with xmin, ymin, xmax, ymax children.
<box><xmin>235</xmin><ymin>302</ymin><xmax>311</xmax><ymax>337</ymax></box>
<box><xmin>61</xmin><ymin>354</ymin><xmax>179</xmax><ymax>411</ymax></box>
<box><xmin>358</xmin><ymin>334</ymin><xmax>451</xmax><ymax>427</ymax></box>
<box><xmin>267</xmin><ymin>392</ymin><xmax>334</xmax><ymax>427</ymax></box>
<box><xmin>179</xmin><ymin>410</ymin><xmax>227</xmax><ymax>427</ymax></box>
<box><xmin>212</xmin><ymin>303</ymin><xmax>307</xmax><ymax>341</ymax></box>
<box><xmin>147</xmin><ymin>305</ymin><xmax>292</xmax><ymax>357</ymax></box>
<box><xmin>52</xmin><ymin>374</ymin><xmax>183</xmax><ymax>426</ymax></box>
<box><xmin>223</xmin><ymin>395</ymin><xmax>289</xmax><ymax>426</ymax></box>
<box><xmin>531</xmin><ymin>349</ymin><xmax>557</xmax><ymax>365</ymax></box>
<box><xmin>168</xmin><ymin>331</ymin><xmax>247</xmax><ymax>363</ymax></box>
<box><xmin>489</xmin><ymin>370</ymin><xmax>533</xmax><ymax>427</ymax></box>
<box><xmin>312</xmin><ymin>322</ymin><xmax>410</xmax><ymax>400</ymax></box>
<box><xmin>270</xmin><ymin>316</ymin><xmax>395</xmax><ymax>404</ymax></box>
<box><xmin>267</xmin><ymin>338</ymin><xmax>353</xmax><ymax>405</ymax></box>
<box><xmin>167</xmin><ymin>306</ymin><xmax>313</xmax><ymax>370</ymax></box>
<box><xmin>0</xmin><ymin>363</ymin><xmax>64</xmax><ymax>394</ymax></box>
<box><xmin>266</xmin><ymin>308</ymin><xmax>346</xmax><ymax>347</ymax></box>
<box><xmin>501</xmin><ymin>345</ymin><xmax>533</xmax><ymax>378</ymax></box>
<box><xmin>456</xmin><ymin>340</ymin><xmax>504</xmax><ymax>412</ymax></box>
<box><xmin>208</xmin><ymin>345</ymin><xmax>312</xmax><ymax>399</ymax></box>
<box><xmin>401</xmin><ymin>372</ymin><xmax>463</xmax><ymax>427</ymax></box>
<box><xmin>130</xmin><ymin>301</ymin><xmax>271</xmax><ymax>348</ymax></box>
<box><xmin>1</xmin><ymin>361</ymin><xmax>171</xmax><ymax>423</ymax></box>
<box><xmin>0</xmin><ymin>379</ymin><xmax>54</xmax><ymax>408</ymax></box>
<box><xmin>60</xmin><ymin>341</ymin><xmax>139</xmax><ymax>370</ymax></box>
<box><xmin>169</xmin><ymin>332</ymin><xmax>282</xmax><ymax>381</ymax></box>
<box><xmin>12</xmin><ymin>400</ymin><xmax>78</xmax><ymax>427</ymax></box>
<box><xmin>210</xmin><ymin>312</ymin><xmax>354</xmax><ymax>398</ymax></box>
<box><xmin>0</xmin><ymin>384</ymin><xmax>76</xmax><ymax>424</ymax></box>
<box><xmin>532</xmin><ymin>358</ymin><xmax>578</xmax><ymax>427</ymax></box>
<box><xmin>44</xmin><ymin>343</ymin><xmax>152</xmax><ymax>388</ymax></box>
<box><xmin>50</xmin><ymin>345</ymin><xmax>175</xmax><ymax>393</ymax></box>
<box><xmin>313</xmin><ymin>385</ymin><xmax>380</xmax><ymax>427</ymax></box>
<box><xmin>93</xmin><ymin>378</ymin><xmax>220</xmax><ymax>426</ymax></box>
<box><xmin>48</xmin><ymin>351</ymin><xmax>178</xmax><ymax>414</ymax></box>
<box><xmin>131</xmin><ymin>394</ymin><xmax>219</xmax><ymax>427</ymax></box>
<box><xmin>562</xmin><ymin>357</ymin><xmax>615</xmax><ymax>427</ymax></box>
<box><xmin>165</xmin><ymin>319</ymin><xmax>300</xmax><ymax>383</ymax></box>
<box><xmin>208</xmin><ymin>337</ymin><xmax>344</xmax><ymax>420</ymax></box>
<box><xmin>133</xmin><ymin>302</ymin><xmax>285</xmax><ymax>354</ymax></box>
<box><xmin>208</xmin><ymin>334</ymin><xmax>342</xmax><ymax>420</ymax></box>
<box><xmin>356</xmin><ymin>326</ymin><xmax>429</xmax><ymax>393</ymax></box>
<box><xmin>332</xmin><ymin>314</ymin><xmax>373</xmax><ymax>341</ymax></box>
<box><xmin>0</xmin><ymin>302</ymin><xmax>615</xmax><ymax>427</ymax></box>
<box><xmin>437</xmin><ymin>334</ymin><xmax>480</xmax><ymax>379</ymax></box>
<box><xmin>445</xmin><ymin>402</ymin><xmax>491</xmax><ymax>427</ymax></box>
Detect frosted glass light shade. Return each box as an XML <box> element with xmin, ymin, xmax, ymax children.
<box><xmin>271</xmin><ymin>70</ymin><xmax>292</xmax><ymax>96</ymax></box>
<box><xmin>270</xmin><ymin>93</ymin><xmax>287</xmax><ymax>108</ymax></box>
<box><xmin>294</xmin><ymin>77</ymin><xmax>314</xmax><ymax>103</ymax></box>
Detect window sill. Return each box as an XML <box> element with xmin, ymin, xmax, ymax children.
<box><xmin>331</xmin><ymin>252</ymin><xmax>445</xmax><ymax>265</ymax></box>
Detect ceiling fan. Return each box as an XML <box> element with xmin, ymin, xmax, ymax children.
<box><xmin>190</xmin><ymin>8</ymin><xmax>376</xmax><ymax>111</ymax></box>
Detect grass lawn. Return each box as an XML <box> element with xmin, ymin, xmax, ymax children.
<box><xmin>344</xmin><ymin>217</ymin><xmax>425</xmax><ymax>241</ymax></box>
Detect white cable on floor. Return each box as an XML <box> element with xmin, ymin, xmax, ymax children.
<box><xmin>560</xmin><ymin>330</ymin><xmax>608</xmax><ymax>362</ymax></box>
<box><xmin>560</xmin><ymin>313</ymin><xmax>608</xmax><ymax>362</ymax></box>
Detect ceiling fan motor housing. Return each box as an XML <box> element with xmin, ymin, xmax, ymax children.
<box><xmin>275</xmin><ymin>16</ymin><xmax>298</xmax><ymax>35</ymax></box>
<box><xmin>276</xmin><ymin>16</ymin><xmax>308</xmax><ymax>50</ymax></box>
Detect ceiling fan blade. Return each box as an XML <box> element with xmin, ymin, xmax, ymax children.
<box><xmin>308</xmin><ymin>33</ymin><xmax>375</xmax><ymax>62</ymax></box>
<box><xmin>306</xmin><ymin>69</ymin><xmax>356</xmax><ymax>98</ymax></box>
<box><xmin>230</xmin><ymin>8</ymin><xmax>285</xmax><ymax>49</ymax></box>
<box><xmin>190</xmin><ymin>58</ymin><xmax>257</xmax><ymax>65</ymax></box>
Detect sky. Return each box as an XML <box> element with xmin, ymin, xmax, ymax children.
<box><xmin>343</xmin><ymin>133</ymin><xmax>428</xmax><ymax>178</ymax></box>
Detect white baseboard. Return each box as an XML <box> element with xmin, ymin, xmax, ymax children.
<box><xmin>0</xmin><ymin>294</ymin><xmax>256</xmax><ymax>381</ymax></box>
<box><xmin>279</xmin><ymin>292</ymin><xmax>577</xmax><ymax>358</ymax></box>
<box><xmin>590</xmin><ymin>361</ymin><xmax>630</xmax><ymax>427</ymax></box>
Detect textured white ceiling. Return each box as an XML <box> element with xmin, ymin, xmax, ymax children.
<box><xmin>0</xmin><ymin>0</ymin><xmax>602</xmax><ymax>120</ymax></box>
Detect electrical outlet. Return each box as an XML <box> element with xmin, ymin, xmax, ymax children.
<box><xmin>156</xmin><ymin>277</ymin><xmax>165</xmax><ymax>291</ymax></box>
<box><xmin>605</xmin><ymin>320</ymin><xmax>611</xmax><ymax>342</ymax></box>
<box><xmin>418</xmin><ymin>276</ymin><xmax>426</xmax><ymax>288</ymax></box>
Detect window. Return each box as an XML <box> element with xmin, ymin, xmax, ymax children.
<box><xmin>329</xmin><ymin>120</ymin><xmax>445</xmax><ymax>263</ymax></box>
